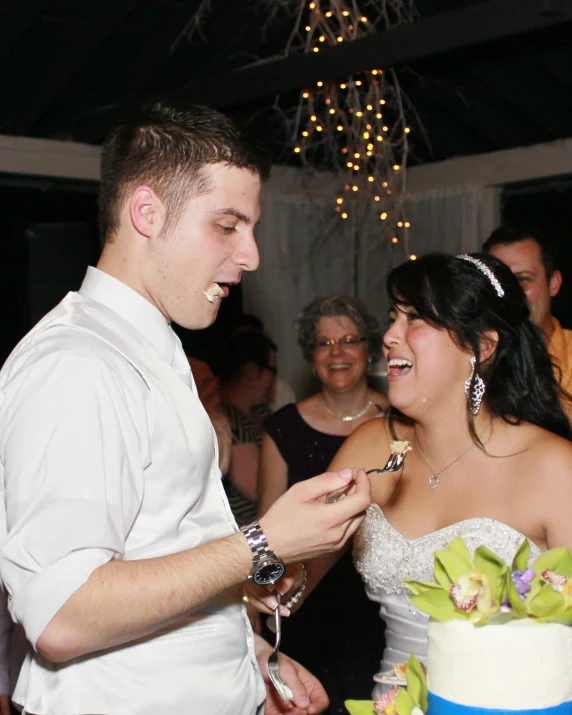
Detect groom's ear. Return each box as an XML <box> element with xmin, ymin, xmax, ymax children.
<box><xmin>480</xmin><ymin>330</ymin><xmax>499</xmax><ymax>364</ymax></box>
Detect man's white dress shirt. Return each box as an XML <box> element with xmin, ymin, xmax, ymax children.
<box><xmin>0</xmin><ymin>268</ymin><xmax>265</xmax><ymax>715</ymax></box>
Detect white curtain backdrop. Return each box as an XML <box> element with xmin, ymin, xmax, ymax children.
<box><xmin>244</xmin><ymin>175</ymin><xmax>501</xmax><ymax>397</ymax></box>
<box><xmin>244</xmin><ymin>186</ymin><xmax>356</xmax><ymax>397</ymax></box>
<box><xmin>405</xmin><ymin>185</ymin><xmax>500</xmax><ymax>255</ymax></box>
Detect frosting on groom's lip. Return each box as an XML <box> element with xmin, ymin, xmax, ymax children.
<box><xmin>203</xmin><ymin>283</ymin><xmax>226</xmax><ymax>302</ymax></box>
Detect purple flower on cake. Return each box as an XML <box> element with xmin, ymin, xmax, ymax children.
<box><xmin>511</xmin><ymin>568</ymin><xmax>535</xmax><ymax>599</ymax></box>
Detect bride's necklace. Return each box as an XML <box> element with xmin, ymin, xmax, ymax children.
<box><xmin>414</xmin><ymin>420</ymin><xmax>492</xmax><ymax>490</ymax></box>
<box><xmin>321</xmin><ymin>395</ymin><xmax>373</xmax><ymax>422</ymax></box>
<box><xmin>414</xmin><ymin>431</ymin><xmax>475</xmax><ymax>490</ymax></box>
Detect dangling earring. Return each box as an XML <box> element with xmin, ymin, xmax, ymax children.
<box><xmin>464</xmin><ymin>356</ymin><xmax>485</xmax><ymax>415</ymax></box>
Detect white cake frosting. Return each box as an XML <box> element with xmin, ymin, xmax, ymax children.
<box><xmin>428</xmin><ymin>619</ymin><xmax>572</xmax><ymax>709</ymax></box>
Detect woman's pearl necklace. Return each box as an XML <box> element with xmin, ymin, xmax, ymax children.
<box><xmin>320</xmin><ymin>396</ymin><xmax>373</xmax><ymax>422</ymax></box>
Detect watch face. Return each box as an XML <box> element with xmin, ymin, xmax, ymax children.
<box><xmin>253</xmin><ymin>561</ymin><xmax>286</xmax><ymax>586</ymax></box>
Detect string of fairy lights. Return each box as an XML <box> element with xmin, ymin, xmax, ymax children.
<box><xmin>283</xmin><ymin>0</ymin><xmax>418</xmax><ymax>256</ymax></box>
<box><xmin>175</xmin><ymin>0</ymin><xmax>420</xmax><ymax>258</ymax></box>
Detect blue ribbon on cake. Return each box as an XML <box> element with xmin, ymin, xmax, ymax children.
<box><xmin>428</xmin><ymin>693</ymin><xmax>572</xmax><ymax>715</ymax></box>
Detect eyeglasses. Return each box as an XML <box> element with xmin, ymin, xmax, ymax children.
<box><xmin>313</xmin><ymin>335</ymin><xmax>366</xmax><ymax>352</ymax></box>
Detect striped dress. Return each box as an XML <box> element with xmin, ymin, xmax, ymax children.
<box><xmin>221</xmin><ymin>404</ymin><xmax>271</xmax><ymax>526</ymax></box>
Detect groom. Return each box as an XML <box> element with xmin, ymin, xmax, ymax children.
<box><xmin>0</xmin><ymin>101</ymin><xmax>371</xmax><ymax>714</ymax></box>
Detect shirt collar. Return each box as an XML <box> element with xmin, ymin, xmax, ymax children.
<box><xmin>78</xmin><ymin>266</ymin><xmax>178</xmax><ymax>365</ymax></box>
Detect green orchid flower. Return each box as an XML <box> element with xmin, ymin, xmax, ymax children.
<box><xmin>345</xmin><ymin>701</ymin><xmax>377</xmax><ymax>715</ymax></box>
<box><xmin>405</xmin><ymin>538</ymin><xmax>506</xmax><ymax>624</ymax></box>
<box><xmin>406</xmin><ymin>536</ymin><xmax>572</xmax><ymax>625</ymax></box>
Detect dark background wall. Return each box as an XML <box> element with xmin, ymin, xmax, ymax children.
<box><xmin>0</xmin><ymin>178</ymin><xmax>99</xmax><ymax>364</ymax></box>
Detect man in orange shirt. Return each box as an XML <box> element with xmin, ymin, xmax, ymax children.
<box><xmin>483</xmin><ymin>226</ymin><xmax>572</xmax><ymax>417</ymax></box>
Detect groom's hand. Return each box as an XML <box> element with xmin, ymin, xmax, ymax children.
<box><xmin>255</xmin><ymin>634</ymin><xmax>329</xmax><ymax>714</ymax></box>
<box><xmin>259</xmin><ymin>467</ymin><xmax>371</xmax><ymax>564</ymax></box>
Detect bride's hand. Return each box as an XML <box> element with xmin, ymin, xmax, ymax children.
<box><xmin>244</xmin><ymin>563</ymin><xmax>306</xmax><ymax>616</ymax></box>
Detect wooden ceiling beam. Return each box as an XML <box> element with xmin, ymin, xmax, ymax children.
<box><xmin>169</xmin><ymin>0</ymin><xmax>572</xmax><ymax>108</ymax></box>
<box><xmin>401</xmin><ymin>73</ymin><xmax>526</xmax><ymax>154</ymax></box>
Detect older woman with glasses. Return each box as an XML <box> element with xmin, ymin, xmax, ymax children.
<box><xmin>257</xmin><ymin>294</ymin><xmax>388</xmax><ymax>714</ymax></box>
<box><xmin>258</xmin><ymin>294</ymin><xmax>388</xmax><ymax>514</ymax></box>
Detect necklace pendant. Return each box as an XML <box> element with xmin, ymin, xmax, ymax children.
<box><xmin>428</xmin><ymin>474</ymin><xmax>440</xmax><ymax>490</ymax></box>
<box><xmin>341</xmin><ymin>415</ymin><xmax>353</xmax><ymax>422</ymax></box>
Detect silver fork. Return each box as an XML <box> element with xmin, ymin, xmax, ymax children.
<box><xmin>267</xmin><ymin>591</ymin><xmax>294</xmax><ymax>701</ymax></box>
<box><xmin>325</xmin><ymin>452</ymin><xmax>408</xmax><ymax>504</ymax></box>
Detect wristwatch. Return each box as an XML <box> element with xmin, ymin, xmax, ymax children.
<box><xmin>240</xmin><ymin>521</ymin><xmax>286</xmax><ymax>586</ymax></box>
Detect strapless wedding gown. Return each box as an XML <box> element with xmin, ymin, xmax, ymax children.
<box><xmin>353</xmin><ymin>504</ymin><xmax>541</xmax><ymax>698</ymax></box>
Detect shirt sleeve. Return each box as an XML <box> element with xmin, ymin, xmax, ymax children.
<box><xmin>0</xmin><ymin>328</ymin><xmax>151</xmax><ymax>647</ymax></box>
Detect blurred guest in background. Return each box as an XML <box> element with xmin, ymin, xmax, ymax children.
<box><xmin>217</xmin><ymin>331</ymin><xmax>277</xmax><ymax>525</ymax></box>
<box><xmin>228</xmin><ymin>313</ymin><xmax>296</xmax><ymax>411</ymax></box>
<box><xmin>483</xmin><ymin>226</ymin><xmax>572</xmax><ymax>417</ymax></box>
<box><xmin>188</xmin><ymin>356</ymin><xmax>232</xmax><ymax>475</ymax></box>
<box><xmin>0</xmin><ymin>591</ymin><xmax>26</xmax><ymax>714</ymax></box>
<box><xmin>257</xmin><ymin>294</ymin><xmax>388</xmax><ymax>714</ymax></box>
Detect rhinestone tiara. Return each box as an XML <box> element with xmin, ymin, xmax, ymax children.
<box><xmin>457</xmin><ymin>254</ymin><xmax>505</xmax><ymax>298</ymax></box>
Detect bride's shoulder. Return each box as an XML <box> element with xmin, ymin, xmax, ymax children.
<box><xmin>535</xmin><ymin>426</ymin><xmax>572</xmax><ymax>471</ymax></box>
<box><xmin>512</xmin><ymin>425</ymin><xmax>572</xmax><ymax>529</ymax></box>
<box><xmin>345</xmin><ymin>412</ymin><xmax>414</xmax><ymax>448</ymax></box>
<box><xmin>506</xmin><ymin>420</ymin><xmax>572</xmax><ymax>474</ymax></box>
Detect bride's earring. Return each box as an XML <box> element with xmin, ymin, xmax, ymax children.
<box><xmin>464</xmin><ymin>356</ymin><xmax>485</xmax><ymax>415</ymax></box>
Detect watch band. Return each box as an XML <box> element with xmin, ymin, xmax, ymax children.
<box><xmin>241</xmin><ymin>521</ymin><xmax>278</xmax><ymax>565</ymax></box>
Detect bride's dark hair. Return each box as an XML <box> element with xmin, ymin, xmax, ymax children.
<box><xmin>386</xmin><ymin>252</ymin><xmax>572</xmax><ymax>442</ymax></box>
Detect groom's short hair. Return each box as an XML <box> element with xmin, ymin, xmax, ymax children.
<box><xmin>99</xmin><ymin>100</ymin><xmax>271</xmax><ymax>244</ymax></box>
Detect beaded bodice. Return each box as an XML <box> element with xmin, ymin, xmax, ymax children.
<box><xmin>354</xmin><ymin>504</ymin><xmax>543</xmax><ymax>692</ymax></box>
<box><xmin>354</xmin><ymin>504</ymin><xmax>542</xmax><ymax>597</ymax></box>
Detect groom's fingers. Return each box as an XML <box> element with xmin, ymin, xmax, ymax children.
<box><xmin>276</xmin><ymin>654</ymin><xmax>330</xmax><ymax>714</ymax></box>
<box><xmin>276</xmin><ymin>655</ymin><xmax>311</xmax><ymax>710</ymax></box>
<box><xmin>292</xmin><ymin>467</ymin><xmax>356</xmax><ymax>502</ymax></box>
<box><xmin>259</xmin><ymin>466</ymin><xmax>372</xmax><ymax>564</ymax></box>
<box><xmin>332</xmin><ymin>468</ymin><xmax>372</xmax><ymax>539</ymax></box>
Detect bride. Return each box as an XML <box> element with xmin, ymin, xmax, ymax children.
<box><xmin>251</xmin><ymin>251</ymin><xmax>572</xmax><ymax>697</ymax></box>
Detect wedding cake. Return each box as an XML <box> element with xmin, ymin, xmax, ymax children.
<box><xmin>346</xmin><ymin>537</ymin><xmax>572</xmax><ymax>715</ymax></box>
<box><xmin>414</xmin><ymin>537</ymin><xmax>572</xmax><ymax>714</ymax></box>
<box><xmin>427</xmin><ymin>619</ymin><xmax>572</xmax><ymax>713</ymax></box>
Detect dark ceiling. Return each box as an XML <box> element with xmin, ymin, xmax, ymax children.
<box><xmin>2</xmin><ymin>0</ymin><xmax>572</xmax><ymax>167</ymax></box>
